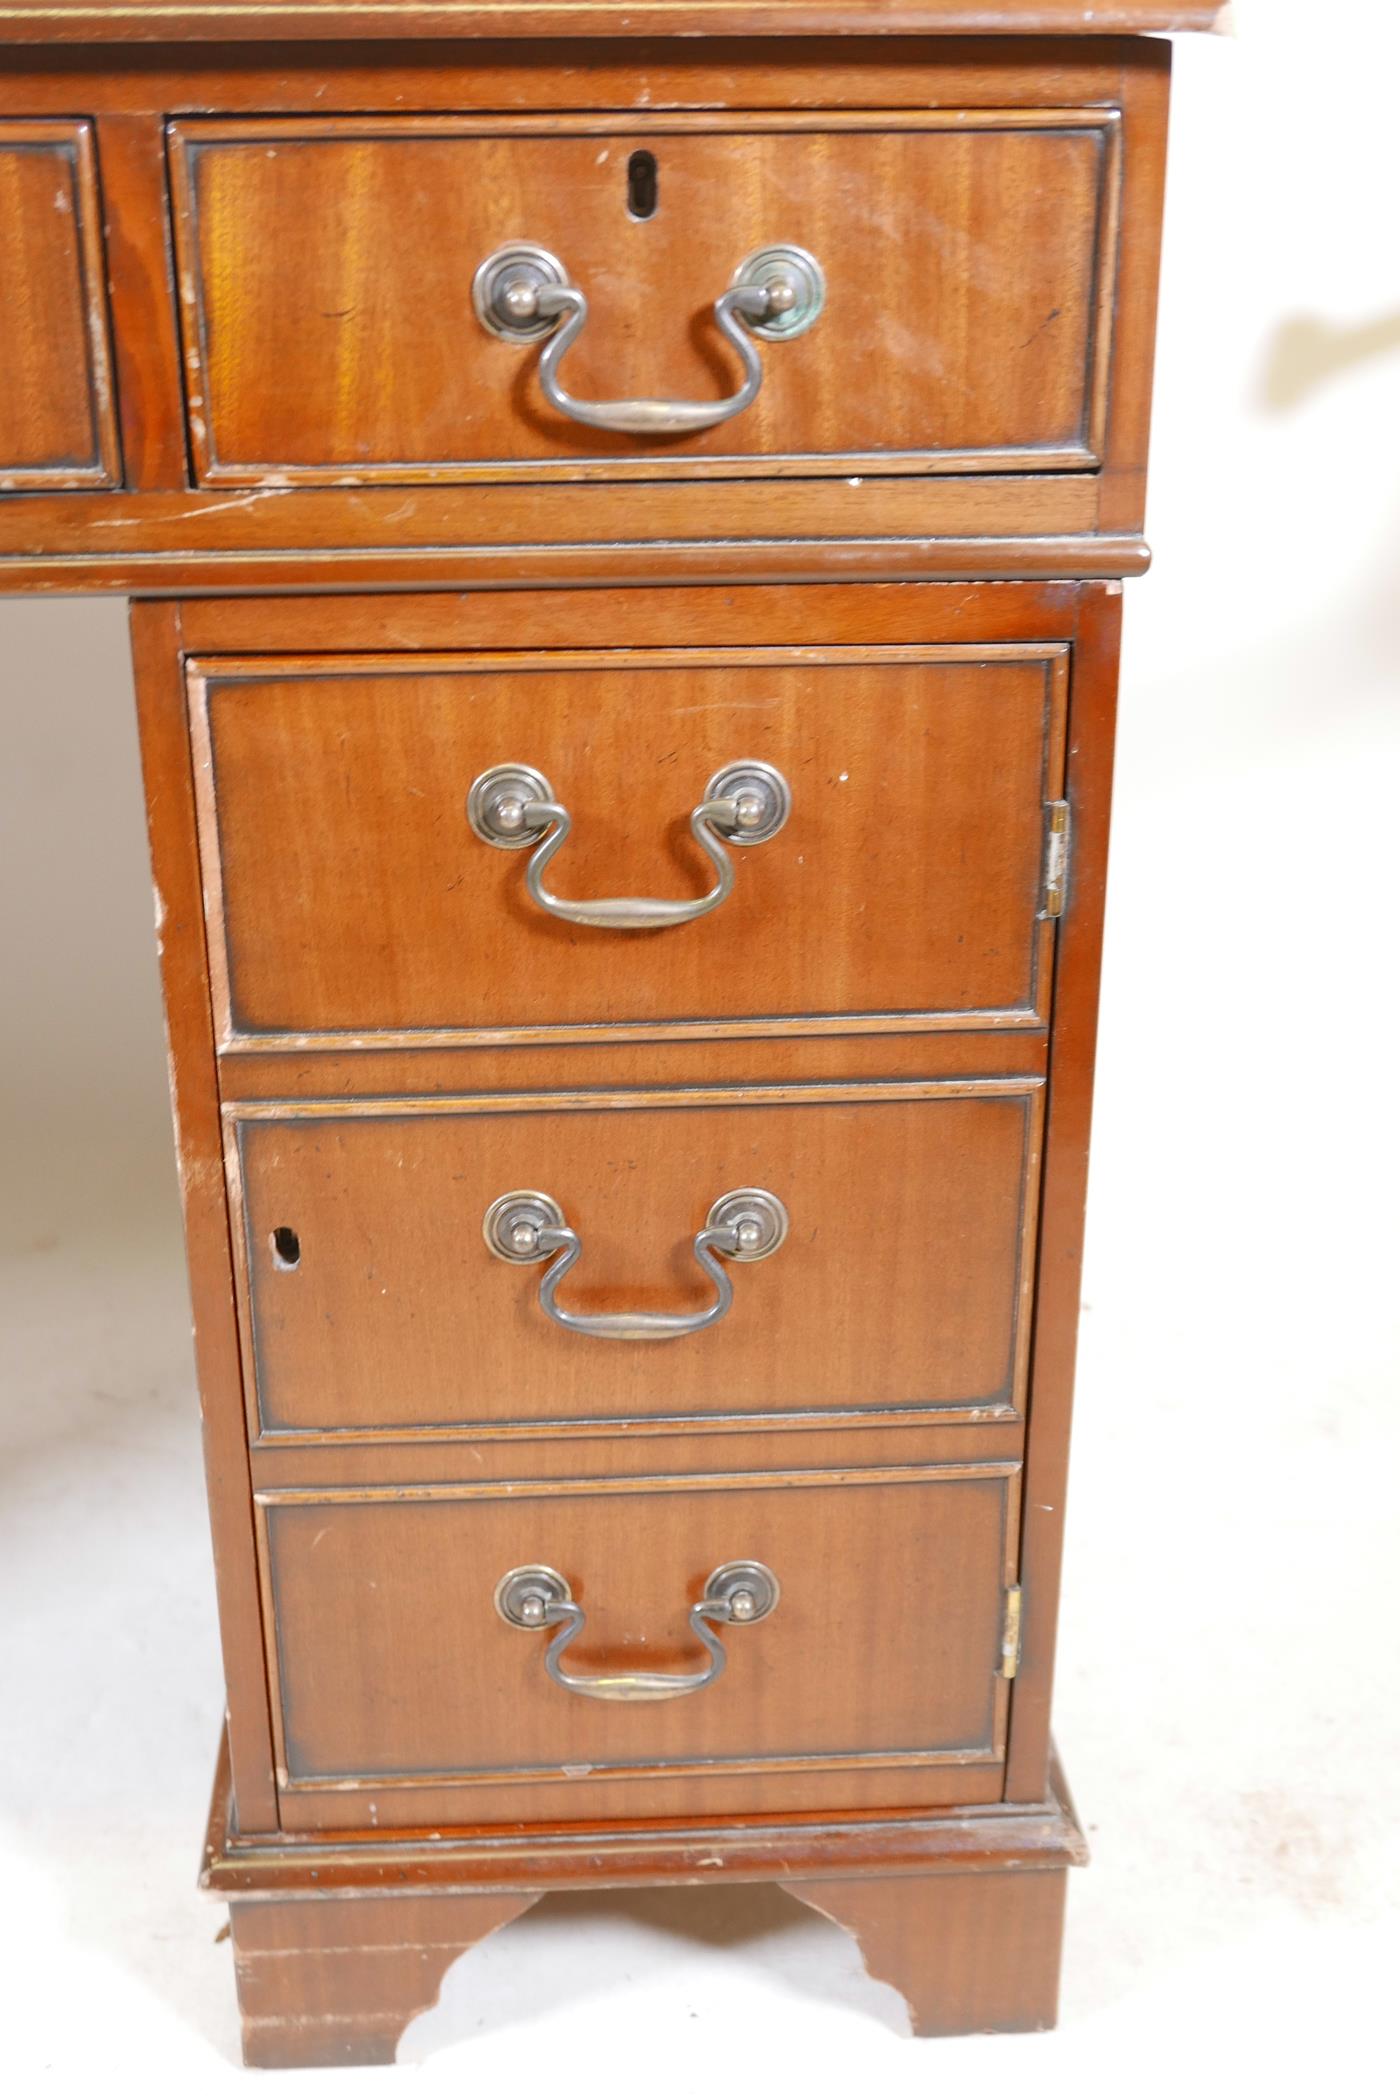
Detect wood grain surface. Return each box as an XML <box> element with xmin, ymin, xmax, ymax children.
<box><xmin>124</xmin><ymin>577</ymin><xmax>1123</xmax><ymax>1846</ymax></box>
<box><xmin>785</xmin><ymin>1866</ymin><xmax>1068</xmax><ymax>2033</ymax></box>
<box><xmin>191</xmin><ymin>645</ymin><xmax>1066</xmax><ymax>1045</ymax></box>
<box><xmin>129</xmin><ymin>603</ymin><xmax>281</xmax><ymax>1831</ymax></box>
<box><xmin>0</xmin><ymin>38</ymin><xmax>1169</xmax><ymax>586</ymax></box>
<box><xmin>259</xmin><ymin>1463</ymin><xmax>1018</xmax><ymax>1827</ymax></box>
<box><xmin>231</xmin><ymin>1889</ymin><xmax>540</xmax><ymax>2069</ymax></box>
<box><xmin>208</xmin><ymin>1731</ymin><xmax>1085</xmax><ymax>2064</ymax></box>
<box><xmin>0</xmin><ymin>4</ymin><xmax>1231</xmax><ymax>44</ymax></box>
<box><xmin>0</xmin><ymin>121</ymin><xmax>119</xmax><ymax>487</ymax></box>
<box><xmin>230</xmin><ymin>1084</ymin><xmax>1042</xmax><ymax>1435</ymax></box>
<box><xmin>171</xmin><ymin>111</ymin><xmax>1116</xmax><ymax>484</ymax></box>
<box><xmin>202</xmin><ymin>1724</ymin><xmax>1088</xmax><ymax>1892</ymax></box>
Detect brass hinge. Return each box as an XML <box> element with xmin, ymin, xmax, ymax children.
<box><xmin>1042</xmin><ymin>800</ymin><xmax>1071</xmax><ymax>917</ymax></box>
<box><xmin>1000</xmin><ymin>1586</ymin><xmax>1024</xmax><ymax>1680</ymax></box>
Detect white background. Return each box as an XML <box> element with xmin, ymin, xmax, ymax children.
<box><xmin>2</xmin><ymin>3</ymin><xmax>1398</xmax><ymax>2089</ymax></box>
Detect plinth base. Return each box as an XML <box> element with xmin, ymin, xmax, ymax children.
<box><xmin>202</xmin><ymin>1735</ymin><xmax>1086</xmax><ymax>2068</ymax></box>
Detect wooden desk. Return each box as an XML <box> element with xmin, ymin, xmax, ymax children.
<box><xmin>0</xmin><ymin>2</ymin><xmax>1224</xmax><ymax>2065</ymax></box>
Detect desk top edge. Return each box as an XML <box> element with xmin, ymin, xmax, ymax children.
<box><xmin>0</xmin><ymin>2</ymin><xmax>1233</xmax><ymax>48</ymax></box>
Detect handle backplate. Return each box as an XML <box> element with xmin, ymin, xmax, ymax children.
<box><xmin>466</xmin><ymin>759</ymin><xmax>791</xmax><ymax>932</ymax></box>
<box><xmin>483</xmin><ymin>1185</ymin><xmax>788</xmax><ymax>1340</ymax></box>
<box><xmin>493</xmin><ymin>1559</ymin><xmax>780</xmax><ymax>1702</ymax></box>
<box><xmin>473</xmin><ymin>242</ymin><xmax>825</xmax><ymax>348</ymax></box>
<box><xmin>471</xmin><ymin>241</ymin><xmax>824</xmax><ymax>435</ymax></box>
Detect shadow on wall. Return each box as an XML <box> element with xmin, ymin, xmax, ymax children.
<box><xmin>1259</xmin><ymin>308</ymin><xmax>1400</xmax><ymax>411</ymax></box>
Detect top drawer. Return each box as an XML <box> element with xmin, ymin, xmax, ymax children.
<box><xmin>0</xmin><ymin>120</ymin><xmax>119</xmax><ymax>490</ymax></box>
<box><xmin>168</xmin><ymin>110</ymin><xmax>1121</xmax><ymax>488</ymax></box>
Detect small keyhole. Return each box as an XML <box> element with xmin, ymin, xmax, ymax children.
<box><xmin>627</xmin><ymin>150</ymin><xmax>658</xmax><ymax>221</ymax></box>
<box><xmin>271</xmin><ymin>1225</ymin><xmax>301</xmax><ymax>1270</ymax></box>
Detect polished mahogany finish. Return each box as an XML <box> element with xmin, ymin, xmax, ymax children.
<box><xmin>128</xmin><ymin>575</ymin><xmax>1115</xmax><ymax>2056</ymax></box>
<box><xmin>231</xmin><ymin>1083</ymin><xmax>1042</xmax><ymax>1436</ymax></box>
<box><xmin>262</xmin><ymin>1461</ymin><xmax>1020</xmax><ymax>1829</ymax></box>
<box><xmin>204</xmin><ymin>1733</ymin><xmax>1088</xmax><ymax>2064</ymax></box>
<box><xmin>1</xmin><ymin>0</ymin><xmax>1216</xmax><ymax>2065</ymax></box>
<box><xmin>192</xmin><ymin>645</ymin><xmax>1066</xmax><ymax>1043</ymax></box>
<box><xmin>0</xmin><ymin>120</ymin><xmax>119</xmax><ymax>488</ymax></box>
<box><xmin>0</xmin><ymin>35</ymin><xmax>1171</xmax><ymax>589</ymax></box>
<box><xmin>0</xmin><ymin>3</ymin><xmax>1231</xmax><ymax>42</ymax></box>
<box><xmin>170</xmin><ymin>112</ymin><xmax>1117</xmax><ymax>484</ymax></box>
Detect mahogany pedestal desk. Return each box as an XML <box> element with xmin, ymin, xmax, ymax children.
<box><xmin>1</xmin><ymin>1</ymin><xmax>1222</xmax><ymax>2065</ymax></box>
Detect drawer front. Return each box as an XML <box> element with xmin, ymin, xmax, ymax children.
<box><xmin>169</xmin><ymin>111</ymin><xmax>1119</xmax><ymax>487</ymax></box>
<box><xmin>0</xmin><ymin>121</ymin><xmax>119</xmax><ymax>489</ymax></box>
<box><xmin>258</xmin><ymin>1463</ymin><xmax>1019</xmax><ymax>1831</ymax></box>
<box><xmin>231</xmin><ymin>1081</ymin><xmax>1042</xmax><ymax>1439</ymax></box>
<box><xmin>192</xmin><ymin>645</ymin><xmax>1067</xmax><ymax>1045</ymax></box>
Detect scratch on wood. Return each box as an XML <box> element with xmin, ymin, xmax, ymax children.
<box><xmin>91</xmin><ymin>489</ymin><xmax>288</xmax><ymax>527</ymax></box>
<box><xmin>1019</xmin><ymin>306</ymin><xmax>1062</xmax><ymax>351</ymax></box>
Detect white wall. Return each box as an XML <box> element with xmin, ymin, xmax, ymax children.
<box><xmin>1094</xmin><ymin>0</ymin><xmax>1399</xmax><ymax>1466</ymax></box>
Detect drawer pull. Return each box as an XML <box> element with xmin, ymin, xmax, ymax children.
<box><xmin>471</xmin><ymin>241</ymin><xmax>824</xmax><ymax>437</ymax></box>
<box><xmin>494</xmin><ymin>1559</ymin><xmax>780</xmax><ymax>1702</ymax></box>
<box><xmin>467</xmin><ymin>759</ymin><xmax>791</xmax><ymax>931</ymax></box>
<box><xmin>483</xmin><ymin>1185</ymin><xmax>788</xmax><ymax>1341</ymax></box>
